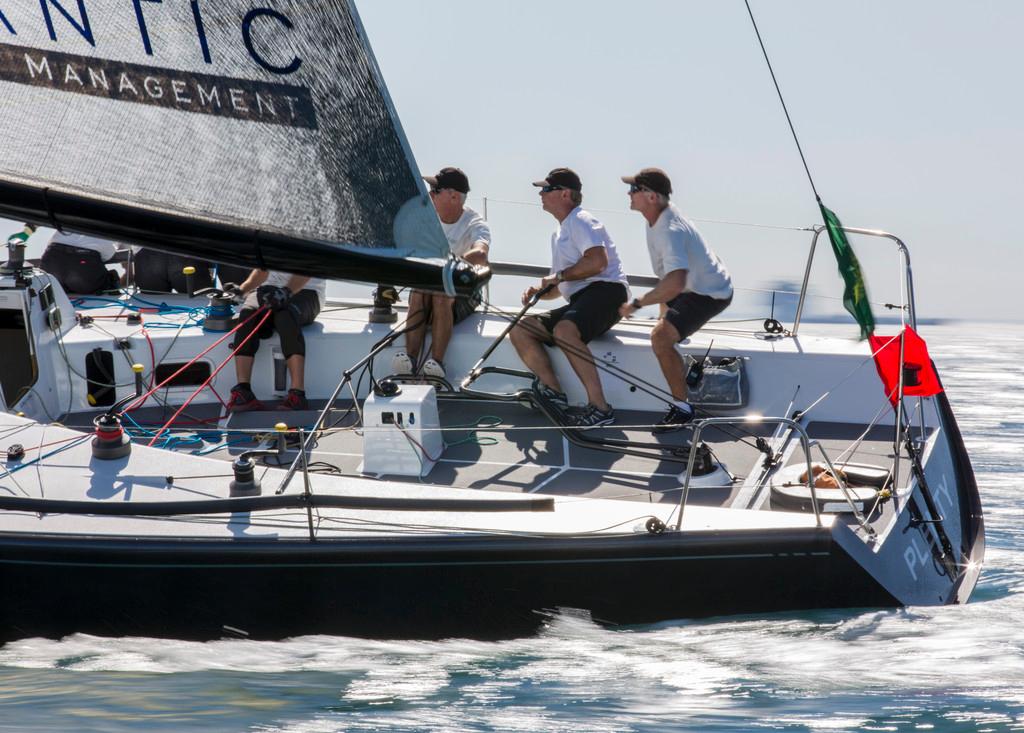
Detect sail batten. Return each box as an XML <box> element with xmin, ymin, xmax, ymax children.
<box><xmin>0</xmin><ymin>0</ymin><xmax>460</xmax><ymax>286</ymax></box>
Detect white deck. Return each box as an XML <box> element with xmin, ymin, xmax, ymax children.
<box><xmin>0</xmin><ymin>412</ymin><xmax>826</xmax><ymax>540</ymax></box>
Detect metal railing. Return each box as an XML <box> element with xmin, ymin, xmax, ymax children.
<box><xmin>677</xmin><ymin>416</ymin><xmax>875</xmax><ymax>537</ymax></box>
<box><xmin>793</xmin><ymin>225</ymin><xmax>917</xmax><ymax>335</ymax></box>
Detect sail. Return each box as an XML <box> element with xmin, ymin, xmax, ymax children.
<box><xmin>0</xmin><ymin>0</ymin><xmax>477</xmax><ymax>290</ymax></box>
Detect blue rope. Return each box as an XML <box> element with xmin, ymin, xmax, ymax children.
<box><xmin>2</xmin><ymin>436</ymin><xmax>92</xmax><ymax>476</ymax></box>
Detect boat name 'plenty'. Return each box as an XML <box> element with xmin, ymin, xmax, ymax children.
<box><xmin>0</xmin><ymin>45</ymin><xmax>318</xmax><ymax>129</ymax></box>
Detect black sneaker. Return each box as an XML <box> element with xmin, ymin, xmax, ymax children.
<box><xmin>227</xmin><ymin>385</ymin><xmax>264</xmax><ymax>413</ymax></box>
<box><xmin>276</xmin><ymin>389</ymin><xmax>309</xmax><ymax>411</ymax></box>
<box><xmin>568</xmin><ymin>403</ymin><xmax>615</xmax><ymax>428</ymax></box>
<box><xmin>653</xmin><ymin>403</ymin><xmax>694</xmax><ymax>434</ymax></box>
<box><xmin>533</xmin><ymin>381</ymin><xmax>569</xmax><ymax>411</ymax></box>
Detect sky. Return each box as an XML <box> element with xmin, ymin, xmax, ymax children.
<box><xmin>351</xmin><ymin>0</ymin><xmax>1022</xmax><ymax>322</ymax></box>
<box><xmin>2</xmin><ymin>1</ymin><xmax>1019</xmax><ymax>322</ymax></box>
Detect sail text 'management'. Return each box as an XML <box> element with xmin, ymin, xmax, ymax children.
<box><xmin>1</xmin><ymin>46</ymin><xmax>317</xmax><ymax>130</ymax></box>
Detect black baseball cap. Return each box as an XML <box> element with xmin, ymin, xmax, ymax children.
<box><xmin>621</xmin><ymin>167</ymin><xmax>672</xmax><ymax>197</ymax></box>
<box><xmin>424</xmin><ymin>167</ymin><xmax>470</xmax><ymax>194</ymax></box>
<box><xmin>532</xmin><ymin>167</ymin><xmax>582</xmax><ymax>192</ymax></box>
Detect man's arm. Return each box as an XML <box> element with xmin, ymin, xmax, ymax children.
<box><xmin>239</xmin><ymin>269</ymin><xmax>269</xmax><ymax>294</ymax></box>
<box><xmin>538</xmin><ymin>246</ymin><xmax>608</xmax><ymax>290</ymax></box>
<box><xmin>461</xmin><ymin>240</ymin><xmax>489</xmax><ymax>267</ymax></box>
<box><xmin>283</xmin><ymin>275</ymin><xmax>311</xmax><ymax>293</ymax></box>
<box><xmin>620</xmin><ymin>269</ymin><xmax>688</xmax><ymax>317</ymax></box>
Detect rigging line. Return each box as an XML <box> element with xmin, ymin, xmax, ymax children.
<box><xmin>744</xmin><ymin>0</ymin><xmax>820</xmax><ymax>202</ymax></box>
<box><xmin>123</xmin><ymin>306</ymin><xmax>268</xmax><ymax>413</ymax></box>
<box><xmin>477</xmin><ymin>197</ymin><xmax>814</xmax><ymax>232</ymax></box>
<box><xmin>798</xmin><ymin>333</ymin><xmax>900</xmax><ymax>421</ymax></box>
<box><xmin>146</xmin><ymin>308</ymin><xmax>273</xmax><ymax>446</ymax></box>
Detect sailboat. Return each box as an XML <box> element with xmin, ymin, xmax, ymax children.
<box><xmin>0</xmin><ymin>0</ymin><xmax>983</xmax><ymax>641</ymax></box>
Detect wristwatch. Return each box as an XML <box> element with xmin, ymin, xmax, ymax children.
<box><xmin>631</xmin><ymin>298</ymin><xmax>643</xmax><ymax>310</ymax></box>
<box><xmin>555</xmin><ymin>270</ymin><xmax>565</xmax><ymax>283</ymax></box>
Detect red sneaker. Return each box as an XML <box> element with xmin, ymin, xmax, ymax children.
<box><xmin>276</xmin><ymin>389</ymin><xmax>309</xmax><ymax>411</ymax></box>
<box><xmin>227</xmin><ymin>386</ymin><xmax>264</xmax><ymax>413</ymax></box>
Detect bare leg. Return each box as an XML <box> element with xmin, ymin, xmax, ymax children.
<box><xmin>429</xmin><ymin>294</ymin><xmax>455</xmax><ymax>362</ymax></box>
<box><xmin>405</xmin><ymin>291</ymin><xmax>429</xmax><ymax>361</ymax></box>
<box><xmin>552</xmin><ymin>320</ymin><xmax>608</xmax><ymax>410</ymax></box>
<box><xmin>510</xmin><ymin>316</ymin><xmax>561</xmax><ymax>391</ymax></box>
<box><xmin>287</xmin><ymin>355</ymin><xmax>305</xmax><ymax>391</ymax></box>
<box><xmin>235</xmin><ymin>355</ymin><xmax>255</xmax><ymax>384</ymax></box>
<box><xmin>651</xmin><ymin>319</ymin><xmax>686</xmax><ymax>400</ymax></box>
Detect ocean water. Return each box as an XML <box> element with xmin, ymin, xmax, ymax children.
<box><xmin>1</xmin><ymin>322</ymin><xmax>1022</xmax><ymax>733</ymax></box>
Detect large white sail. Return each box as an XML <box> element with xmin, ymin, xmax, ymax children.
<box><xmin>0</xmin><ymin>0</ymin><xmax>461</xmax><ymax>284</ymax></box>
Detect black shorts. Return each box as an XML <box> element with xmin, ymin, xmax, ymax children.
<box><xmin>535</xmin><ymin>281</ymin><xmax>628</xmax><ymax>344</ymax></box>
<box><xmin>234</xmin><ymin>289</ymin><xmax>321</xmax><ymax>359</ymax></box>
<box><xmin>665</xmin><ymin>291</ymin><xmax>732</xmax><ymax>341</ymax></box>
<box><xmin>452</xmin><ymin>291</ymin><xmax>482</xmax><ymax>324</ymax></box>
<box><xmin>40</xmin><ymin>243</ymin><xmax>119</xmax><ymax>294</ymax></box>
<box><xmin>414</xmin><ymin>290</ymin><xmax>481</xmax><ymax>325</ymax></box>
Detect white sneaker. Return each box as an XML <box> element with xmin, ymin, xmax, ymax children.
<box><xmin>392</xmin><ymin>351</ymin><xmax>414</xmax><ymax>375</ymax></box>
<box><xmin>421</xmin><ymin>358</ymin><xmax>446</xmax><ymax>379</ymax></box>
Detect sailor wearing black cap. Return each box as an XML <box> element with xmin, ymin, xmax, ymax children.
<box><xmin>618</xmin><ymin>168</ymin><xmax>733</xmax><ymax>433</ymax></box>
<box><xmin>392</xmin><ymin>167</ymin><xmax>491</xmax><ymax>379</ymax></box>
<box><xmin>510</xmin><ymin>168</ymin><xmax>629</xmax><ymax>428</ymax></box>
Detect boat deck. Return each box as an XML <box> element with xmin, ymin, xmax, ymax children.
<box><xmin>63</xmin><ymin>395</ymin><xmax>905</xmax><ymax>512</ymax></box>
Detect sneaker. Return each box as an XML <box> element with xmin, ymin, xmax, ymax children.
<box><xmin>227</xmin><ymin>385</ymin><xmax>264</xmax><ymax>413</ymax></box>
<box><xmin>391</xmin><ymin>351</ymin><xmax>414</xmax><ymax>375</ymax></box>
<box><xmin>653</xmin><ymin>403</ymin><xmax>694</xmax><ymax>434</ymax></box>
<box><xmin>421</xmin><ymin>358</ymin><xmax>446</xmax><ymax>379</ymax></box>
<box><xmin>533</xmin><ymin>381</ymin><xmax>569</xmax><ymax>411</ymax></box>
<box><xmin>277</xmin><ymin>389</ymin><xmax>309</xmax><ymax>411</ymax></box>
<box><xmin>568</xmin><ymin>403</ymin><xmax>615</xmax><ymax>428</ymax></box>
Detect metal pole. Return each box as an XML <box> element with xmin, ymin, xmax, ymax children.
<box><xmin>299</xmin><ymin>428</ymin><xmax>316</xmax><ymax>541</ymax></box>
<box><xmin>792</xmin><ymin>227</ymin><xmax>822</xmax><ymax>335</ymax></box>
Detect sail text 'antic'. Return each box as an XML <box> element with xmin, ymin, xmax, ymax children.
<box><xmin>0</xmin><ymin>1</ymin><xmax>302</xmax><ymax>75</ymax></box>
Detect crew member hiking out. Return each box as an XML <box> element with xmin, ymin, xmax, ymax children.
<box><xmin>510</xmin><ymin>167</ymin><xmax>629</xmax><ymax>428</ymax></box>
<box><xmin>618</xmin><ymin>167</ymin><xmax>733</xmax><ymax>432</ymax></box>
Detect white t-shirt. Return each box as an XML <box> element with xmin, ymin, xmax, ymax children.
<box><xmin>264</xmin><ymin>271</ymin><xmax>327</xmax><ymax>307</ymax></box>
<box><xmin>646</xmin><ymin>204</ymin><xmax>732</xmax><ymax>300</ymax></box>
<box><xmin>50</xmin><ymin>233</ymin><xmax>119</xmax><ymax>262</ymax></box>
<box><xmin>550</xmin><ymin>207</ymin><xmax>629</xmax><ymax>299</ymax></box>
<box><xmin>441</xmin><ymin>206</ymin><xmax>491</xmax><ymax>259</ymax></box>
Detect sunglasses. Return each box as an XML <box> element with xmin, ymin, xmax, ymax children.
<box><xmin>540</xmin><ymin>185</ymin><xmax>567</xmax><ymax>193</ymax></box>
<box><xmin>429</xmin><ymin>187</ymin><xmax>449</xmax><ymax>195</ymax></box>
<box><xmin>628</xmin><ymin>184</ymin><xmax>651</xmax><ymax>194</ymax></box>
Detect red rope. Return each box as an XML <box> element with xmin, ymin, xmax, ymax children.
<box><xmin>146</xmin><ymin>308</ymin><xmax>272</xmax><ymax>446</ymax></box>
<box><xmin>124</xmin><ymin>307</ymin><xmax>267</xmax><ymax>413</ymax></box>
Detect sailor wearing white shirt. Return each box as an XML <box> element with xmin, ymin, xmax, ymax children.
<box><xmin>618</xmin><ymin>168</ymin><xmax>733</xmax><ymax>433</ymax></box>
<box><xmin>40</xmin><ymin>232</ymin><xmax>123</xmax><ymax>294</ymax></box>
<box><xmin>510</xmin><ymin>168</ymin><xmax>629</xmax><ymax>428</ymax></box>
<box><xmin>227</xmin><ymin>269</ymin><xmax>327</xmax><ymax>412</ymax></box>
<box><xmin>392</xmin><ymin>167</ymin><xmax>491</xmax><ymax>380</ymax></box>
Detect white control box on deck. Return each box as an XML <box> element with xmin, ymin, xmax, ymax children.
<box><xmin>361</xmin><ymin>384</ymin><xmax>442</xmax><ymax>477</ymax></box>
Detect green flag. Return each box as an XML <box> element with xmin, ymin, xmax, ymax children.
<box><xmin>819</xmin><ymin>202</ymin><xmax>874</xmax><ymax>339</ymax></box>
